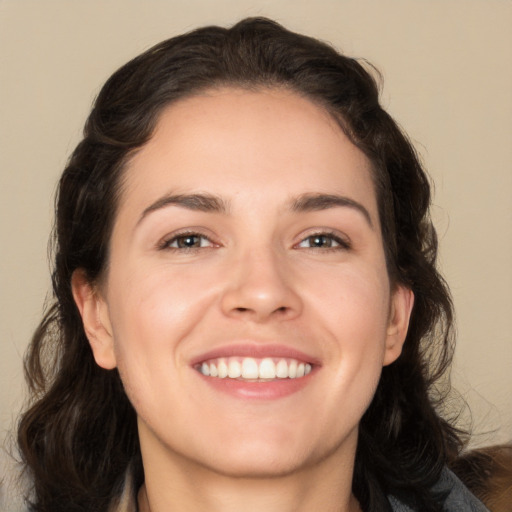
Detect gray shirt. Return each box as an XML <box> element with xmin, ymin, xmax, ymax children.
<box><xmin>388</xmin><ymin>468</ymin><xmax>490</xmax><ymax>511</ymax></box>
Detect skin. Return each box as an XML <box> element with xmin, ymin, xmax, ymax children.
<box><xmin>73</xmin><ymin>87</ymin><xmax>414</xmax><ymax>512</ymax></box>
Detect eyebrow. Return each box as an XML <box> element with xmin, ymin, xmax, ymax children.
<box><xmin>137</xmin><ymin>191</ymin><xmax>373</xmax><ymax>228</ymax></box>
<box><xmin>138</xmin><ymin>193</ymin><xmax>229</xmax><ymax>225</ymax></box>
<box><xmin>290</xmin><ymin>193</ymin><xmax>374</xmax><ymax>228</ymax></box>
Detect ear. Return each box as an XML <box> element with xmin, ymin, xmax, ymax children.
<box><xmin>383</xmin><ymin>285</ymin><xmax>414</xmax><ymax>366</ymax></box>
<box><xmin>71</xmin><ymin>269</ymin><xmax>117</xmax><ymax>370</ymax></box>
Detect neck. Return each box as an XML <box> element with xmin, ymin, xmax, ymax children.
<box><xmin>137</xmin><ymin>424</ymin><xmax>361</xmax><ymax>512</ymax></box>
<box><xmin>138</xmin><ymin>471</ymin><xmax>362</xmax><ymax>512</ymax></box>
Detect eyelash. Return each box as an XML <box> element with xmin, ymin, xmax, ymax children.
<box><xmin>158</xmin><ymin>230</ymin><xmax>350</xmax><ymax>252</ymax></box>
<box><xmin>295</xmin><ymin>231</ymin><xmax>351</xmax><ymax>251</ymax></box>
<box><xmin>158</xmin><ymin>231</ymin><xmax>216</xmax><ymax>251</ymax></box>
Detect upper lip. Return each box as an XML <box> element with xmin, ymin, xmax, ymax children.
<box><xmin>189</xmin><ymin>343</ymin><xmax>321</xmax><ymax>366</ymax></box>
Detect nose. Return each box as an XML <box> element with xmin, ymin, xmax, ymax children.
<box><xmin>220</xmin><ymin>247</ymin><xmax>303</xmax><ymax>323</ymax></box>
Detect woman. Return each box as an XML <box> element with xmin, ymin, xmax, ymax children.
<box><xmin>17</xmin><ymin>18</ymin><xmax>490</xmax><ymax>512</ymax></box>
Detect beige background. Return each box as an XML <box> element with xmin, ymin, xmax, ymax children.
<box><xmin>1</xmin><ymin>1</ymin><xmax>511</xmax><ymax>503</ymax></box>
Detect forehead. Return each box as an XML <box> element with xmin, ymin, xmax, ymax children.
<box><xmin>119</xmin><ymin>87</ymin><xmax>377</xmax><ymax>219</ymax></box>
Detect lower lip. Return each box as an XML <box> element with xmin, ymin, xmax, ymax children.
<box><xmin>196</xmin><ymin>372</ymin><xmax>315</xmax><ymax>400</ymax></box>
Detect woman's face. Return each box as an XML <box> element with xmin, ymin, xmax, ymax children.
<box><xmin>75</xmin><ymin>87</ymin><xmax>412</xmax><ymax>478</ymax></box>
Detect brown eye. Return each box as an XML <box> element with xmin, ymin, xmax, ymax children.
<box><xmin>307</xmin><ymin>235</ymin><xmax>335</xmax><ymax>248</ymax></box>
<box><xmin>163</xmin><ymin>233</ymin><xmax>213</xmax><ymax>250</ymax></box>
<box><xmin>298</xmin><ymin>233</ymin><xmax>347</xmax><ymax>249</ymax></box>
<box><xmin>176</xmin><ymin>235</ymin><xmax>202</xmax><ymax>248</ymax></box>
<box><xmin>299</xmin><ymin>234</ymin><xmax>341</xmax><ymax>249</ymax></box>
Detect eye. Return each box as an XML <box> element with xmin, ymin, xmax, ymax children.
<box><xmin>160</xmin><ymin>232</ymin><xmax>215</xmax><ymax>250</ymax></box>
<box><xmin>296</xmin><ymin>233</ymin><xmax>350</xmax><ymax>250</ymax></box>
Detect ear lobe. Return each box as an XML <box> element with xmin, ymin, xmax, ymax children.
<box><xmin>383</xmin><ymin>285</ymin><xmax>414</xmax><ymax>366</ymax></box>
<box><xmin>71</xmin><ymin>269</ymin><xmax>117</xmax><ymax>370</ymax></box>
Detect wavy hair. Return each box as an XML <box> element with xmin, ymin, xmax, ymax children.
<box><xmin>18</xmin><ymin>17</ymin><xmax>465</xmax><ymax>511</ymax></box>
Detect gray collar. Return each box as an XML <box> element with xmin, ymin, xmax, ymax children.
<box><xmin>387</xmin><ymin>467</ymin><xmax>489</xmax><ymax>511</ymax></box>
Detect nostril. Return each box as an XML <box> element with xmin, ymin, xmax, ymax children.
<box><xmin>232</xmin><ymin>306</ymin><xmax>288</xmax><ymax>316</ymax></box>
<box><xmin>221</xmin><ymin>282</ymin><xmax>302</xmax><ymax>321</ymax></box>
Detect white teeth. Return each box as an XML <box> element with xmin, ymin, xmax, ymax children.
<box><xmin>288</xmin><ymin>360</ymin><xmax>297</xmax><ymax>378</ymax></box>
<box><xmin>259</xmin><ymin>358</ymin><xmax>276</xmax><ymax>379</ymax></box>
<box><xmin>198</xmin><ymin>356</ymin><xmax>314</xmax><ymax>380</ymax></box>
<box><xmin>241</xmin><ymin>357</ymin><xmax>259</xmax><ymax>379</ymax></box>
<box><xmin>276</xmin><ymin>359</ymin><xmax>288</xmax><ymax>378</ymax></box>
<box><xmin>218</xmin><ymin>359</ymin><xmax>228</xmax><ymax>378</ymax></box>
<box><xmin>228</xmin><ymin>360</ymin><xmax>241</xmax><ymax>378</ymax></box>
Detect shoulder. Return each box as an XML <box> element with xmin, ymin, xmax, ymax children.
<box><xmin>387</xmin><ymin>467</ymin><xmax>490</xmax><ymax>512</ymax></box>
<box><xmin>451</xmin><ymin>444</ymin><xmax>512</xmax><ymax>512</ymax></box>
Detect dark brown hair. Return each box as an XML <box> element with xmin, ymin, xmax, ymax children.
<box><xmin>18</xmin><ymin>17</ymin><xmax>465</xmax><ymax>511</ymax></box>
<box><xmin>451</xmin><ymin>444</ymin><xmax>512</xmax><ymax>511</ymax></box>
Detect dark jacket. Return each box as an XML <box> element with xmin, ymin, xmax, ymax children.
<box><xmin>388</xmin><ymin>468</ymin><xmax>490</xmax><ymax>511</ymax></box>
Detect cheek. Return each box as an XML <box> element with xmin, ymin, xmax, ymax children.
<box><xmin>311</xmin><ymin>262</ymin><xmax>391</xmax><ymax>341</ymax></box>
<box><xmin>106</xmin><ymin>264</ymin><xmax>217</xmax><ymax>371</ymax></box>
<box><xmin>310</xmin><ymin>263</ymin><xmax>391</xmax><ymax>387</ymax></box>
<box><xmin>107</xmin><ymin>267</ymin><xmax>213</xmax><ymax>425</ymax></box>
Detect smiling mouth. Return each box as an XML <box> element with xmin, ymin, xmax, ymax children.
<box><xmin>196</xmin><ymin>357</ymin><xmax>313</xmax><ymax>381</ymax></box>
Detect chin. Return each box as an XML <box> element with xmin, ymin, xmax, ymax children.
<box><xmin>189</xmin><ymin>431</ymin><xmax>345</xmax><ymax>479</ymax></box>
<box><xmin>198</xmin><ymin>450</ymin><xmax>313</xmax><ymax>479</ymax></box>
